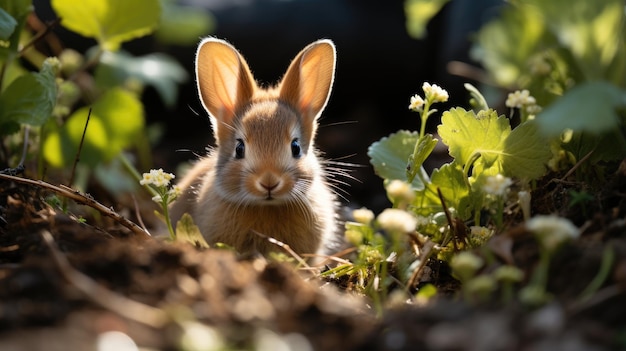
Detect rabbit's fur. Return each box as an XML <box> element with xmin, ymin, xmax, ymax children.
<box><xmin>169</xmin><ymin>38</ymin><xmax>339</xmax><ymax>256</ymax></box>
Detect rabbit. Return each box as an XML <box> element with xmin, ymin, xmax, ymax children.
<box><xmin>169</xmin><ymin>37</ymin><xmax>340</xmax><ymax>257</ymax></box>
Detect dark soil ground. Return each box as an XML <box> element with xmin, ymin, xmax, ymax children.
<box><xmin>1</xmin><ymin>161</ymin><xmax>625</xmax><ymax>350</ymax></box>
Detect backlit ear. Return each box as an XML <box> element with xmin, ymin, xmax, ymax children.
<box><xmin>195</xmin><ymin>38</ymin><xmax>256</xmax><ymax>140</ymax></box>
<box><xmin>279</xmin><ymin>40</ymin><xmax>336</xmax><ymax>130</ymax></box>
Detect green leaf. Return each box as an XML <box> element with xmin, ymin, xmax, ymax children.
<box><xmin>414</xmin><ymin>162</ymin><xmax>472</xmax><ymax>219</ymax></box>
<box><xmin>438</xmin><ymin>108</ymin><xmax>511</xmax><ymax>175</ymax></box>
<box><xmin>0</xmin><ymin>60</ymin><xmax>57</xmax><ymax>133</ymax></box>
<box><xmin>368</xmin><ymin>130</ymin><xmax>426</xmax><ymax>189</ymax></box>
<box><xmin>536</xmin><ymin>81</ymin><xmax>625</xmax><ymax>136</ymax></box>
<box><xmin>472</xmin><ymin>4</ymin><xmax>547</xmax><ymax>87</ymax></box>
<box><xmin>406</xmin><ymin>133</ymin><xmax>438</xmax><ymax>183</ymax></box>
<box><xmin>154</xmin><ymin>0</ymin><xmax>215</xmax><ymax>46</ymax></box>
<box><xmin>43</xmin><ymin>88</ymin><xmax>144</xmax><ymax>167</ymax></box>
<box><xmin>0</xmin><ymin>7</ymin><xmax>18</xmax><ymax>40</ymax></box>
<box><xmin>0</xmin><ymin>0</ymin><xmax>31</xmax><ymax>59</ymax></box>
<box><xmin>176</xmin><ymin>213</ymin><xmax>210</xmax><ymax>248</ymax></box>
<box><xmin>51</xmin><ymin>0</ymin><xmax>161</xmax><ymax>51</ymax></box>
<box><xmin>404</xmin><ymin>0</ymin><xmax>450</xmax><ymax>39</ymax></box>
<box><xmin>95</xmin><ymin>51</ymin><xmax>188</xmax><ymax>108</ymax></box>
<box><xmin>501</xmin><ymin>121</ymin><xmax>552</xmax><ymax>180</ymax></box>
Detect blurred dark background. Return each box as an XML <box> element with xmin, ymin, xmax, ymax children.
<box><xmin>35</xmin><ymin>0</ymin><xmax>502</xmax><ymax>212</ymax></box>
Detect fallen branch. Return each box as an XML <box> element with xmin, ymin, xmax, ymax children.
<box><xmin>40</xmin><ymin>230</ymin><xmax>169</xmax><ymax>328</ymax></box>
<box><xmin>0</xmin><ymin>173</ymin><xmax>151</xmax><ymax>238</ymax></box>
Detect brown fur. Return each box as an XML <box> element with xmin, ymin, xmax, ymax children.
<box><xmin>169</xmin><ymin>38</ymin><xmax>338</xmax><ymax>256</ymax></box>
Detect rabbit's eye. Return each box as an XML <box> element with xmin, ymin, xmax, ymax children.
<box><xmin>291</xmin><ymin>138</ymin><xmax>301</xmax><ymax>158</ymax></box>
<box><xmin>235</xmin><ymin>139</ymin><xmax>245</xmax><ymax>159</ymax></box>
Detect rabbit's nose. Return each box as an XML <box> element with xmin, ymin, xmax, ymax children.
<box><xmin>261</xmin><ymin>181</ymin><xmax>279</xmax><ymax>191</ymax></box>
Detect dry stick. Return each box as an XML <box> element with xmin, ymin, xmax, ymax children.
<box><xmin>0</xmin><ymin>173</ymin><xmax>151</xmax><ymax>238</ymax></box>
<box><xmin>39</xmin><ymin>230</ymin><xmax>169</xmax><ymax>328</ymax></box>
<box><xmin>69</xmin><ymin>108</ymin><xmax>92</xmax><ymax>187</ymax></box>
<box><xmin>19</xmin><ymin>17</ymin><xmax>62</xmax><ymax>56</ymax></box>
<box><xmin>252</xmin><ymin>230</ymin><xmax>310</xmax><ymax>269</ymax></box>
<box><xmin>405</xmin><ymin>237</ymin><xmax>436</xmax><ymax>293</ymax></box>
<box><xmin>559</xmin><ymin>149</ymin><xmax>595</xmax><ymax>182</ymax></box>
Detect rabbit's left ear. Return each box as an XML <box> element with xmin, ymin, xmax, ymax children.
<box><xmin>279</xmin><ymin>40</ymin><xmax>336</xmax><ymax>129</ymax></box>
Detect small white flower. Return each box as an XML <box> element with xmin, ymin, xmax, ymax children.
<box><xmin>408</xmin><ymin>94</ymin><xmax>425</xmax><ymax>111</ymax></box>
<box><xmin>152</xmin><ymin>194</ymin><xmax>162</xmax><ymax>203</ymax></box>
<box><xmin>482</xmin><ymin>174</ymin><xmax>513</xmax><ymax>197</ymax></box>
<box><xmin>450</xmin><ymin>251</ymin><xmax>483</xmax><ymax>281</ymax></box>
<box><xmin>525</xmin><ymin>104</ymin><xmax>542</xmax><ymax>115</ymax></box>
<box><xmin>386</xmin><ymin>179</ymin><xmax>415</xmax><ymax>204</ymax></box>
<box><xmin>518</xmin><ymin>190</ymin><xmax>531</xmax><ymax>221</ymax></box>
<box><xmin>422</xmin><ymin>82</ymin><xmax>449</xmax><ymax>103</ymax></box>
<box><xmin>140</xmin><ymin>168</ymin><xmax>175</xmax><ymax>187</ymax></box>
<box><xmin>352</xmin><ymin>207</ymin><xmax>375</xmax><ymax>224</ymax></box>
<box><xmin>505</xmin><ymin>89</ymin><xmax>537</xmax><ymax>109</ymax></box>
<box><xmin>377</xmin><ymin>208</ymin><xmax>418</xmax><ymax>233</ymax></box>
<box><xmin>526</xmin><ymin>215</ymin><xmax>579</xmax><ymax>252</ymax></box>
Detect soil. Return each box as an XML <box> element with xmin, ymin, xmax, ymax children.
<box><xmin>0</xmin><ymin>161</ymin><xmax>625</xmax><ymax>350</ymax></box>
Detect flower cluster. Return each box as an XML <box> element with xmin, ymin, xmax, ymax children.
<box><xmin>482</xmin><ymin>174</ymin><xmax>513</xmax><ymax>197</ymax></box>
<box><xmin>408</xmin><ymin>82</ymin><xmax>449</xmax><ymax>112</ymax></box>
<box><xmin>140</xmin><ymin>168</ymin><xmax>175</xmax><ymax>187</ymax></box>
<box><xmin>505</xmin><ymin>89</ymin><xmax>541</xmax><ymax>115</ymax></box>
<box><xmin>526</xmin><ymin>215</ymin><xmax>579</xmax><ymax>252</ymax></box>
<box><xmin>377</xmin><ymin>208</ymin><xmax>418</xmax><ymax>234</ymax></box>
<box><xmin>386</xmin><ymin>179</ymin><xmax>415</xmax><ymax>205</ymax></box>
<box><xmin>422</xmin><ymin>82</ymin><xmax>449</xmax><ymax>103</ymax></box>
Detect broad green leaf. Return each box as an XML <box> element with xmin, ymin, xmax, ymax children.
<box><xmin>51</xmin><ymin>0</ymin><xmax>161</xmax><ymax>51</ymax></box>
<box><xmin>43</xmin><ymin>88</ymin><xmax>144</xmax><ymax>168</ymax></box>
<box><xmin>176</xmin><ymin>213</ymin><xmax>210</xmax><ymax>248</ymax></box>
<box><xmin>501</xmin><ymin>121</ymin><xmax>552</xmax><ymax>180</ymax></box>
<box><xmin>525</xmin><ymin>0</ymin><xmax>624</xmax><ymax>81</ymax></box>
<box><xmin>154</xmin><ymin>0</ymin><xmax>215</xmax><ymax>46</ymax></box>
<box><xmin>95</xmin><ymin>51</ymin><xmax>188</xmax><ymax>108</ymax></box>
<box><xmin>414</xmin><ymin>162</ymin><xmax>472</xmax><ymax>220</ymax></box>
<box><xmin>537</xmin><ymin>81</ymin><xmax>625</xmax><ymax>136</ymax></box>
<box><xmin>0</xmin><ymin>0</ymin><xmax>31</xmax><ymax>59</ymax></box>
<box><xmin>0</xmin><ymin>7</ymin><xmax>18</xmax><ymax>40</ymax></box>
<box><xmin>368</xmin><ymin>130</ymin><xmax>426</xmax><ymax>189</ymax></box>
<box><xmin>438</xmin><ymin>108</ymin><xmax>511</xmax><ymax>175</ymax></box>
<box><xmin>404</xmin><ymin>0</ymin><xmax>450</xmax><ymax>39</ymax></box>
<box><xmin>0</xmin><ymin>59</ymin><xmax>57</xmax><ymax>132</ymax></box>
<box><xmin>472</xmin><ymin>4</ymin><xmax>547</xmax><ymax>87</ymax></box>
<box><xmin>406</xmin><ymin>133</ymin><xmax>438</xmax><ymax>183</ymax></box>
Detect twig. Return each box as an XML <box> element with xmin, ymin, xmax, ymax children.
<box><xmin>0</xmin><ymin>173</ymin><xmax>151</xmax><ymax>238</ymax></box>
<box><xmin>69</xmin><ymin>108</ymin><xmax>91</xmax><ymax>186</ymax></box>
<box><xmin>559</xmin><ymin>149</ymin><xmax>595</xmax><ymax>181</ymax></box>
<box><xmin>19</xmin><ymin>17</ymin><xmax>62</xmax><ymax>56</ymax></box>
<box><xmin>252</xmin><ymin>230</ymin><xmax>310</xmax><ymax>269</ymax></box>
<box><xmin>40</xmin><ymin>230</ymin><xmax>169</xmax><ymax>328</ymax></box>
<box><xmin>405</xmin><ymin>238</ymin><xmax>436</xmax><ymax>292</ymax></box>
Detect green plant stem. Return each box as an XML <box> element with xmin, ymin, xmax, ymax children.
<box><xmin>531</xmin><ymin>248</ymin><xmax>551</xmax><ymax>290</ymax></box>
<box><xmin>162</xmin><ymin>200</ymin><xmax>176</xmax><ymax>240</ymax></box>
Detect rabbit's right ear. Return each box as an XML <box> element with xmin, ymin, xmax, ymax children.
<box><xmin>195</xmin><ymin>38</ymin><xmax>256</xmax><ymax>142</ymax></box>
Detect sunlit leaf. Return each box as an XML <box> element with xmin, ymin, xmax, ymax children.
<box><xmin>0</xmin><ymin>8</ymin><xmax>17</xmax><ymax>40</ymax></box>
<box><xmin>537</xmin><ymin>81</ymin><xmax>625</xmax><ymax>135</ymax></box>
<box><xmin>368</xmin><ymin>130</ymin><xmax>426</xmax><ymax>189</ymax></box>
<box><xmin>406</xmin><ymin>133</ymin><xmax>438</xmax><ymax>183</ymax></box>
<box><xmin>154</xmin><ymin>0</ymin><xmax>215</xmax><ymax>45</ymax></box>
<box><xmin>176</xmin><ymin>213</ymin><xmax>210</xmax><ymax>248</ymax></box>
<box><xmin>414</xmin><ymin>162</ymin><xmax>472</xmax><ymax>219</ymax></box>
<box><xmin>404</xmin><ymin>0</ymin><xmax>450</xmax><ymax>39</ymax></box>
<box><xmin>438</xmin><ymin>108</ymin><xmax>511</xmax><ymax>175</ymax></box>
<box><xmin>43</xmin><ymin>88</ymin><xmax>144</xmax><ymax>168</ymax></box>
<box><xmin>0</xmin><ymin>0</ymin><xmax>30</xmax><ymax>58</ymax></box>
<box><xmin>501</xmin><ymin>121</ymin><xmax>551</xmax><ymax>180</ymax></box>
<box><xmin>51</xmin><ymin>0</ymin><xmax>161</xmax><ymax>51</ymax></box>
<box><xmin>0</xmin><ymin>59</ymin><xmax>56</xmax><ymax>134</ymax></box>
<box><xmin>95</xmin><ymin>51</ymin><xmax>188</xmax><ymax>107</ymax></box>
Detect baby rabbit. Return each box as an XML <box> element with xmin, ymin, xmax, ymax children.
<box><xmin>169</xmin><ymin>37</ymin><xmax>339</xmax><ymax>257</ymax></box>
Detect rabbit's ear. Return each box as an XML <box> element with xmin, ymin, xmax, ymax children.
<box><xmin>279</xmin><ymin>40</ymin><xmax>336</xmax><ymax>130</ymax></box>
<box><xmin>196</xmin><ymin>38</ymin><xmax>256</xmax><ymax>139</ymax></box>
